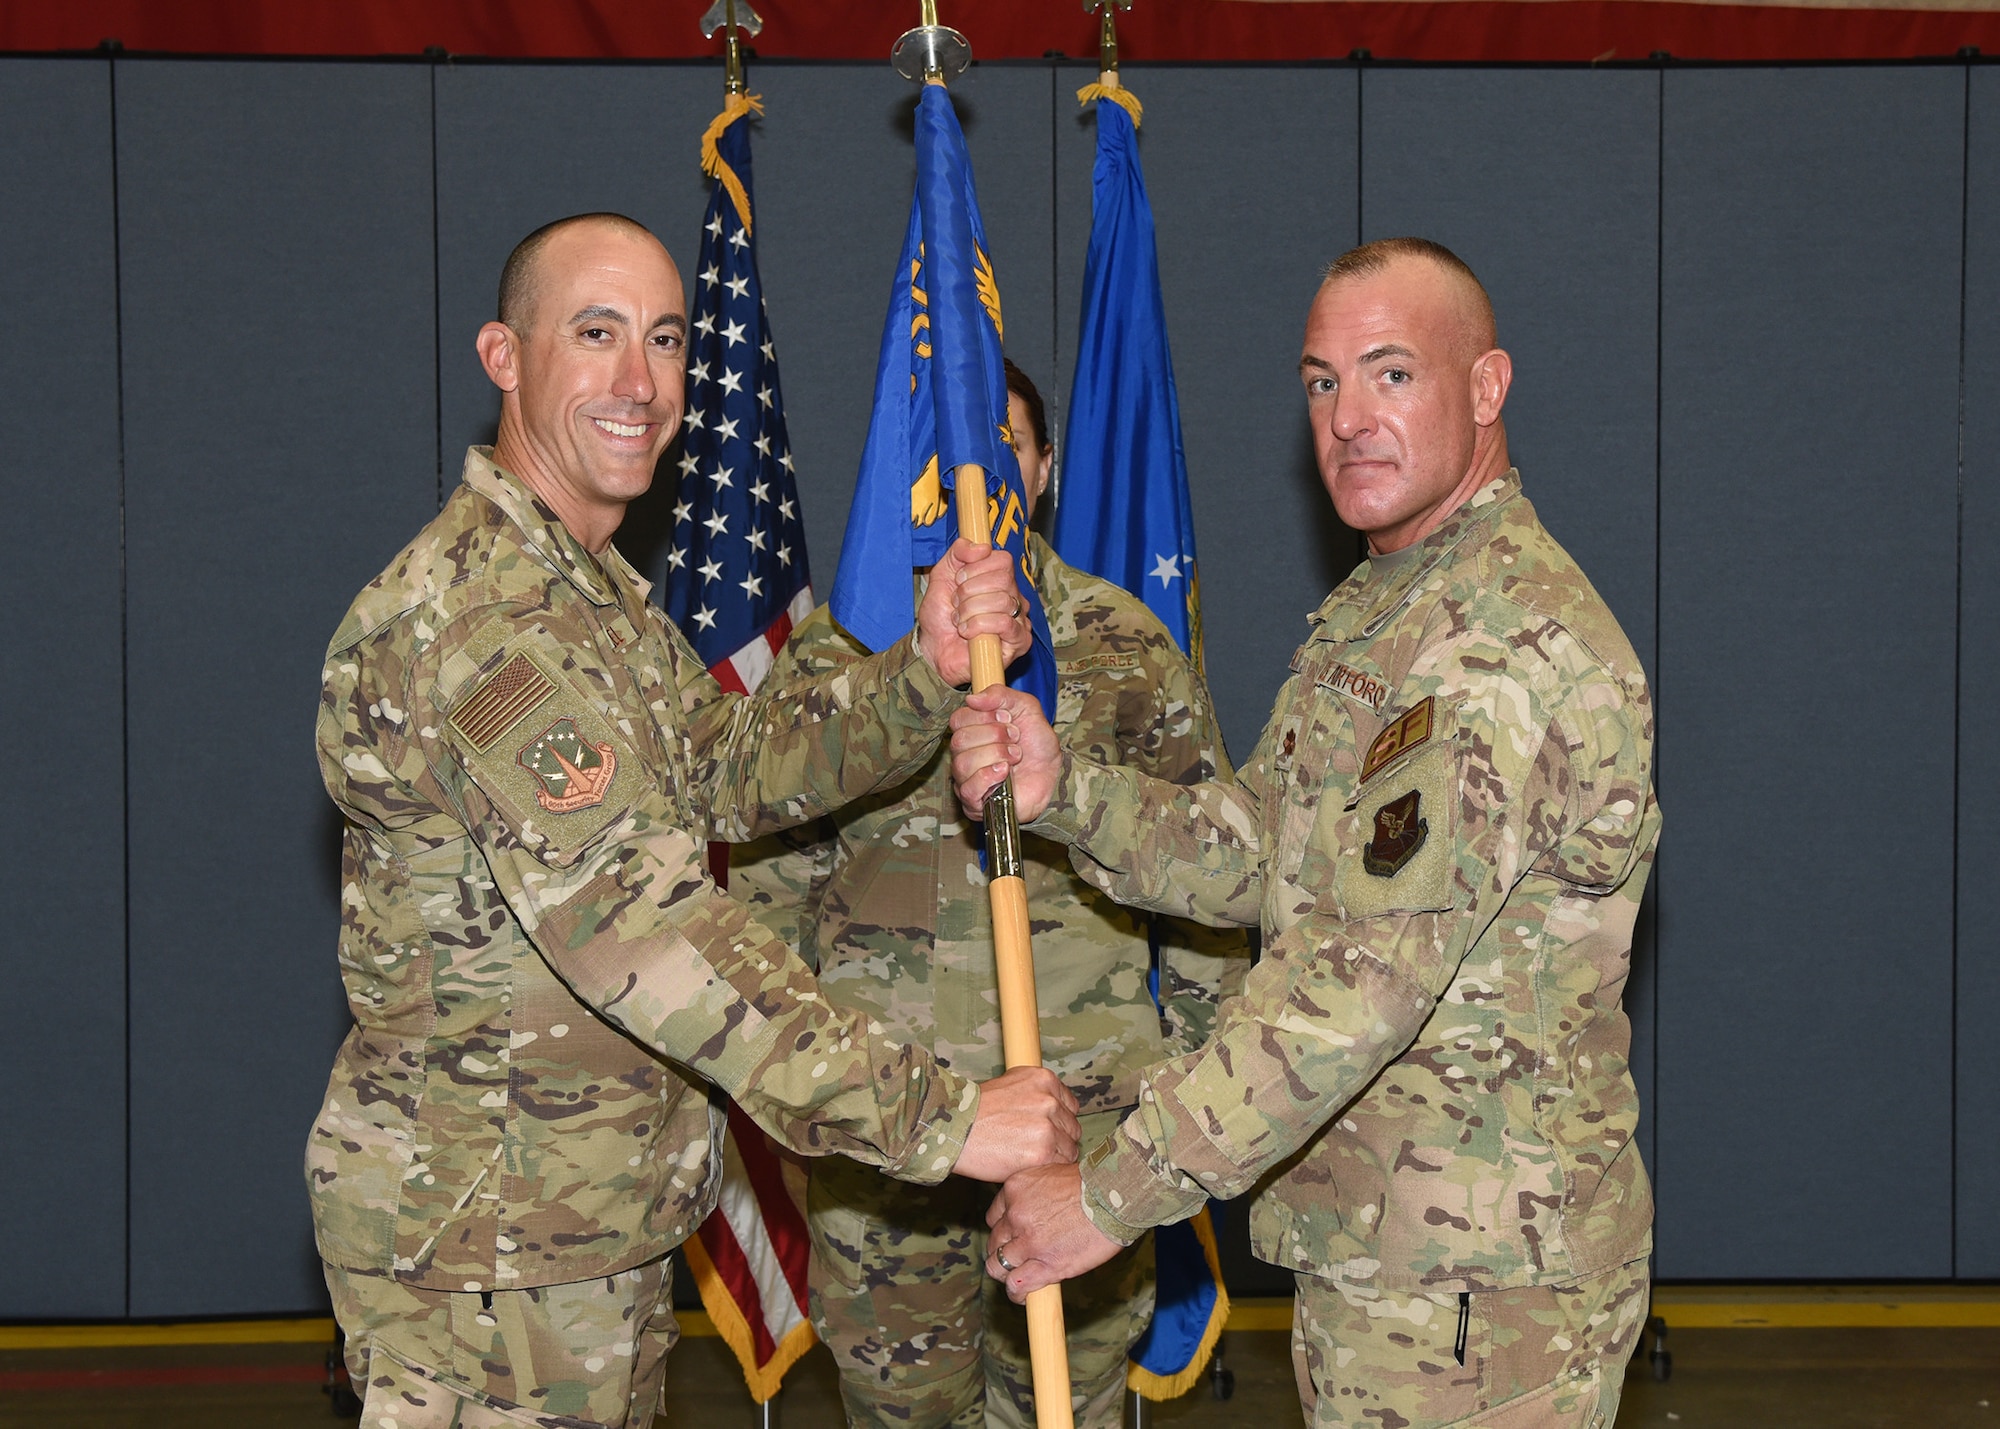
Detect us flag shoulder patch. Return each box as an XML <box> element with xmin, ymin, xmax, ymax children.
<box><xmin>450</xmin><ymin>652</ymin><xmax>557</xmax><ymax>751</ymax></box>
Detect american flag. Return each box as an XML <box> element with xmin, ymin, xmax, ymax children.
<box><xmin>662</xmin><ymin>99</ymin><xmax>812</xmax><ymax>691</ymax></box>
<box><xmin>659</xmin><ymin>93</ymin><xmax>818</xmax><ymax>1405</ymax></box>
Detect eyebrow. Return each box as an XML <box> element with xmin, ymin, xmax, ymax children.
<box><xmin>567</xmin><ymin>304</ymin><xmax>687</xmax><ymax>334</ymax></box>
<box><xmin>1298</xmin><ymin>343</ymin><xmax>1417</xmax><ymax>376</ymax></box>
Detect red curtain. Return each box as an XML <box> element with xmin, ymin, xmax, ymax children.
<box><xmin>4</xmin><ymin>0</ymin><xmax>1996</xmax><ymax>64</ymax></box>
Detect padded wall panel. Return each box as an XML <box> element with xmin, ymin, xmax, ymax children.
<box><xmin>1960</xmin><ymin>63</ymin><xmax>2000</xmax><ymax>1278</ymax></box>
<box><xmin>117</xmin><ymin>60</ymin><xmax>439</xmax><ymax>1315</ymax></box>
<box><xmin>1056</xmin><ymin>67</ymin><xmax>1362</xmax><ymax>764</ymax></box>
<box><xmin>0</xmin><ymin>58</ymin><xmax>127</xmax><ymax>1318</ymax></box>
<box><xmin>1657</xmin><ymin>67</ymin><xmax>1962</xmax><ymax>1277</ymax></box>
<box><xmin>748</xmin><ymin>63</ymin><xmax>1058</xmax><ymax>596</ymax></box>
<box><xmin>1358</xmin><ymin>64</ymin><xmax>1664</xmax><ymax>1191</ymax></box>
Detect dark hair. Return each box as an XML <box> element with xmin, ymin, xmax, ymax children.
<box><xmin>1321</xmin><ymin>236</ymin><xmax>1496</xmax><ymax>347</ymax></box>
<box><xmin>498</xmin><ymin>212</ymin><xmax>656</xmax><ymax>331</ymax></box>
<box><xmin>1002</xmin><ymin>358</ymin><xmax>1050</xmax><ymax>453</ymax></box>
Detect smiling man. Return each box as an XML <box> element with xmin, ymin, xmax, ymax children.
<box><xmin>949</xmin><ymin>239</ymin><xmax>1661</xmax><ymax>1429</ymax></box>
<box><xmin>309</xmin><ymin>214</ymin><xmax>1080</xmax><ymax>1429</ymax></box>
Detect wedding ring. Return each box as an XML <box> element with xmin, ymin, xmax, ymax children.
<box><xmin>996</xmin><ymin>1249</ymin><xmax>1016</xmax><ymax>1273</ymax></box>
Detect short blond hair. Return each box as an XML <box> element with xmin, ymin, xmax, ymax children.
<box><xmin>1322</xmin><ymin>237</ymin><xmax>1496</xmax><ymax>351</ymax></box>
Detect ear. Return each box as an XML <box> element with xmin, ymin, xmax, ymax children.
<box><xmin>1470</xmin><ymin>347</ymin><xmax>1512</xmax><ymax>428</ymax></box>
<box><xmin>476</xmin><ymin>322</ymin><xmax>521</xmax><ymax>394</ymax></box>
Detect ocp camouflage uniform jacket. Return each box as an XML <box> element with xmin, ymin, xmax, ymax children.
<box><xmin>733</xmin><ymin>536</ymin><xmax>1248</xmax><ymax>1115</ymax></box>
<box><xmin>308</xmin><ymin>449</ymin><xmax>978</xmax><ymax>1294</ymax></box>
<box><xmin>1038</xmin><ymin>472</ymin><xmax>1658</xmax><ymax>1292</ymax></box>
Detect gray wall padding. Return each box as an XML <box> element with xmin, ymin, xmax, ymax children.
<box><xmin>1959</xmin><ymin>65</ymin><xmax>2000</xmax><ymax>1280</ymax></box>
<box><xmin>0</xmin><ymin>57</ymin><xmax>127</xmax><ymax>1319</ymax></box>
<box><xmin>115</xmin><ymin>60</ymin><xmax>440</xmax><ymax>1316</ymax></box>
<box><xmin>0</xmin><ymin>55</ymin><xmax>1991</xmax><ymax>1316</ymax></box>
<box><xmin>1657</xmin><ymin>66</ymin><xmax>1963</xmax><ymax>1278</ymax></box>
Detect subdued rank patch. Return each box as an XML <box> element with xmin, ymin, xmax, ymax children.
<box><xmin>516</xmin><ymin>717</ymin><xmax>619</xmax><ymax>813</ymax></box>
<box><xmin>1361</xmin><ymin>695</ymin><xmax>1434</xmax><ymax>783</ymax></box>
<box><xmin>450</xmin><ymin>652</ymin><xmax>557</xmax><ymax>751</ymax></box>
<box><xmin>1362</xmin><ymin>789</ymin><xmax>1428</xmax><ymax>877</ymax></box>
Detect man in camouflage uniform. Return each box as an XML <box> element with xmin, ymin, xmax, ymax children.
<box><xmin>953</xmin><ymin>239</ymin><xmax>1659</xmax><ymax>1429</ymax></box>
<box><xmin>733</xmin><ymin>362</ymin><xmax>1248</xmax><ymax>1429</ymax></box>
<box><xmin>309</xmin><ymin>213</ymin><xmax>1079</xmax><ymax>1429</ymax></box>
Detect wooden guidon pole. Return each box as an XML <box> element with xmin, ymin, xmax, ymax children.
<box><xmin>954</xmin><ymin>466</ymin><xmax>1076</xmax><ymax>1429</ymax></box>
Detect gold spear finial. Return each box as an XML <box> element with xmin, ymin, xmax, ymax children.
<box><xmin>892</xmin><ymin>0</ymin><xmax>971</xmax><ymax>82</ymax></box>
<box><xmin>1084</xmin><ymin>0</ymin><xmax>1134</xmax><ymax>86</ymax></box>
<box><xmin>699</xmin><ymin>0</ymin><xmax>764</xmax><ymax>94</ymax></box>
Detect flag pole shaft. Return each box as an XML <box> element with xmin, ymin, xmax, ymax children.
<box><xmin>953</xmin><ymin>465</ymin><xmax>1076</xmax><ymax>1429</ymax></box>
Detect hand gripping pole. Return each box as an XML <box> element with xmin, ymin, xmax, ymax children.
<box><xmin>954</xmin><ymin>466</ymin><xmax>1076</xmax><ymax>1429</ymax></box>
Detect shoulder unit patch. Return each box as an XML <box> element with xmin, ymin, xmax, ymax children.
<box><xmin>1362</xmin><ymin>789</ymin><xmax>1428</xmax><ymax>877</ymax></box>
<box><xmin>516</xmin><ymin>718</ymin><xmax>618</xmax><ymax>813</ymax></box>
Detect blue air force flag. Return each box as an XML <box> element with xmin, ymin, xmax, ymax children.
<box><xmin>829</xmin><ymin>82</ymin><xmax>1056</xmax><ymax>716</ymax></box>
<box><xmin>661</xmin><ymin>97</ymin><xmax>812</xmax><ymax>694</ymax></box>
<box><xmin>1049</xmin><ymin>85</ymin><xmax>1203</xmax><ymax>672</ymax></box>
<box><xmin>1058</xmin><ymin>82</ymin><xmax>1230</xmax><ymax>1402</ymax></box>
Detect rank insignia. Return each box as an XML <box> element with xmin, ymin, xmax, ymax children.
<box><xmin>1361</xmin><ymin>696</ymin><xmax>1434</xmax><ymax>783</ymax></box>
<box><xmin>1363</xmin><ymin>789</ymin><xmax>1428</xmax><ymax>877</ymax></box>
<box><xmin>516</xmin><ymin>717</ymin><xmax>618</xmax><ymax>814</ymax></box>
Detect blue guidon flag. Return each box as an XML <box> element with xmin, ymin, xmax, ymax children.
<box><xmin>1056</xmin><ymin>78</ymin><xmax>1231</xmax><ymax>1403</ymax></box>
<box><xmin>661</xmin><ymin>95</ymin><xmax>813</xmax><ymax>693</ymax></box>
<box><xmin>1051</xmin><ymin>81</ymin><xmax>1203</xmax><ymax>672</ymax></box>
<box><xmin>830</xmin><ymin>82</ymin><xmax>1056</xmax><ymax>717</ymax></box>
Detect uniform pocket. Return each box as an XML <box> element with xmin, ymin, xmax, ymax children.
<box><xmin>1335</xmin><ymin>740</ymin><xmax>1456</xmax><ymax>920</ymax></box>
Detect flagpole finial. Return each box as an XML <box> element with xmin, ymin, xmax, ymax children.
<box><xmin>893</xmin><ymin>0</ymin><xmax>971</xmax><ymax>82</ymax></box>
<box><xmin>1085</xmin><ymin>0</ymin><xmax>1132</xmax><ymax>82</ymax></box>
<box><xmin>700</xmin><ymin>0</ymin><xmax>764</xmax><ymax>94</ymax></box>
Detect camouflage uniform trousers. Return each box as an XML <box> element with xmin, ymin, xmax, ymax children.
<box><xmin>1290</xmin><ymin>1257</ymin><xmax>1650</xmax><ymax>1429</ymax></box>
<box><xmin>325</xmin><ymin>1257</ymin><xmax>679</xmax><ymax>1429</ymax></box>
<box><xmin>808</xmin><ymin>1112</ymin><xmax>1155</xmax><ymax>1429</ymax></box>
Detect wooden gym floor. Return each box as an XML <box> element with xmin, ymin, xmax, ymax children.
<box><xmin>2</xmin><ymin>1288</ymin><xmax>1995</xmax><ymax>1427</ymax></box>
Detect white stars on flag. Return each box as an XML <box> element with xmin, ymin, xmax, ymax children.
<box><xmin>1151</xmin><ymin>553</ymin><xmax>1183</xmax><ymax>588</ymax></box>
<box><xmin>660</xmin><ymin>129</ymin><xmax>812</xmax><ymax>680</ymax></box>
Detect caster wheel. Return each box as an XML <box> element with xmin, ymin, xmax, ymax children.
<box><xmin>1210</xmin><ymin>1367</ymin><xmax>1236</xmax><ymax>1401</ymax></box>
<box><xmin>330</xmin><ymin>1385</ymin><xmax>363</xmax><ymax>1416</ymax></box>
<box><xmin>1650</xmin><ymin>1349</ymin><xmax>1672</xmax><ymax>1382</ymax></box>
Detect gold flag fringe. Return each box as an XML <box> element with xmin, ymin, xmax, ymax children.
<box><xmin>1126</xmin><ymin>1205</ymin><xmax>1233</xmax><ymax>1401</ymax></box>
<box><xmin>1076</xmin><ymin>80</ymin><xmax>1143</xmax><ymax>127</ymax></box>
<box><xmin>683</xmin><ymin>1228</ymin><xmax>818</xmax><ymax>1405</ymax></box>
<box><xmin>700</xmin><ymin>91</ymin><xmax>764</xmax><ymax>235</ymax></box>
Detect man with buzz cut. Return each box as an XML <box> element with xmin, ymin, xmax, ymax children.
<box><xmin>309</xmin><ymin>212</ymin><xmax>1080</xmax><ymax>1429</ymax></box>
<box><xmin>951</xmin><ymin>238</ymin><xmax>1659</xmax><ymax>1429</ymax></box>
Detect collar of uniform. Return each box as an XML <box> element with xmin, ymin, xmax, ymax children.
<box><xmin>1028</xmin><ymin>533</ymin><xmax>1079</xmax><ymax>647</ymax></box>
<box><xmin>461</xmin><ymin>446</ymin><xmax>622</xmax><ymax>608</ymax></box>
<box><xmin>1315</xmin><ymin>468</ymin><xmax>1523</xmax><ymax>643</ymax></box>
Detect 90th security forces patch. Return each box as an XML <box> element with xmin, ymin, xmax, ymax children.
<box><xmin>441</xmin><ymin>632</ymin><xmax>641</xmax><ymax>865</ymax></box>
<box><xmin>1362</xmin><ymin>789</ymin><xmax>1428</xmax><ymax>876</ymax></box>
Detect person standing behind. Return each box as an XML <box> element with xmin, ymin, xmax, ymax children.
<box><xmin>732</xmin><ymin>361</ymin><xmax>1249</xmax><ymax>1429</ymax></box>
<box><xmin>956</xmin><ymin>241</ymin><xmax>1659</xmax><ymax>1429</ymax></box>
